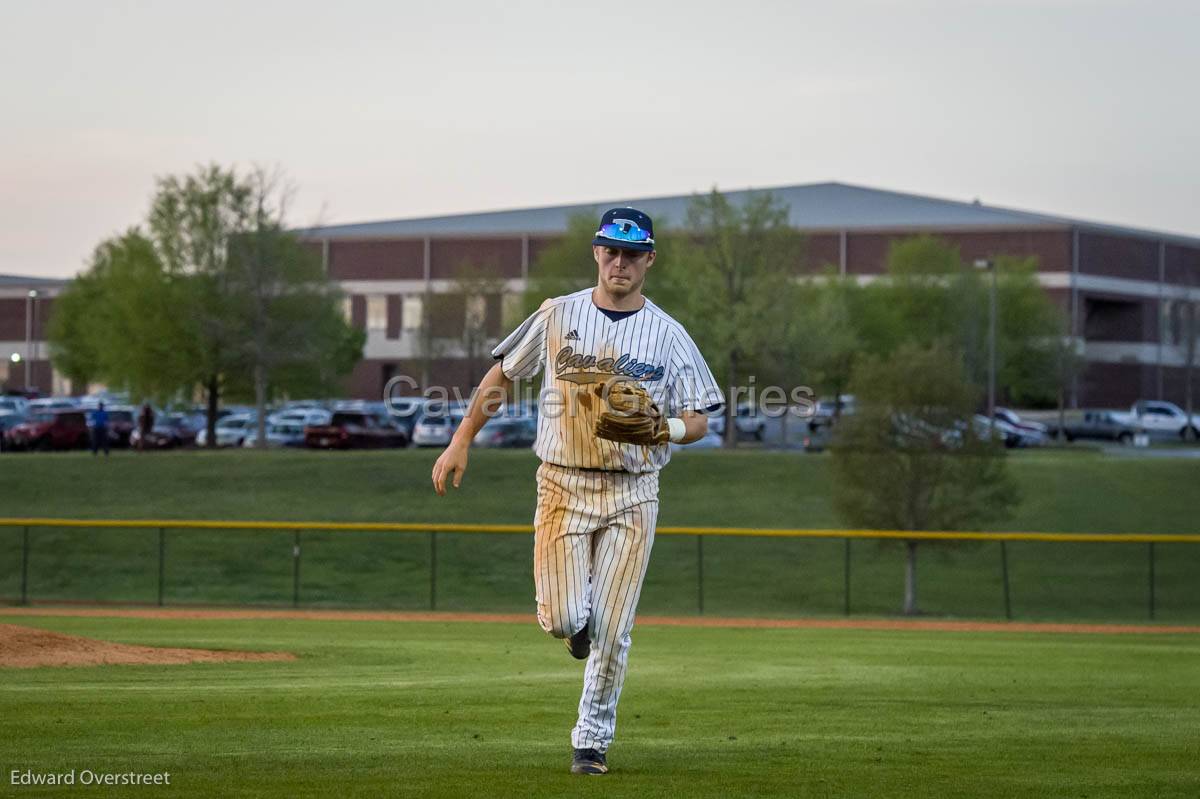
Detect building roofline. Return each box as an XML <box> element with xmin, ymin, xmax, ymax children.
<box><xmin>296</xmin><ymin>181</ymin><xmax>1200</xmax><ymax>249</ymax></box>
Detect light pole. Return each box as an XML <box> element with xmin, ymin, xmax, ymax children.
<box><xmin>25</xmin><ymin>290</ymin><xmax>37</xmax><ymax>389</ymax></box>
<box><xmin>973</xmin><ymin>259</ymin><xmax>997</xmax><ymax>428</ymax></box>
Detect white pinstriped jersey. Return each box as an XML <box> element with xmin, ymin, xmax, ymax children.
<box><xmin>492</xmin><ymin>287</ymin><xmax>722</xmax><ymax>473</ymax></box>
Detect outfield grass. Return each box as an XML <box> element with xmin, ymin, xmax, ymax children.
<box><xmin>1</xmin><ymin>614</ymin><xmax>1197</xmax><ymax>798</ymax></box>
<box><xmin>1</xmin><ymin>449</ymin><xmax>1198</xmax><ymax>620</ymax></box>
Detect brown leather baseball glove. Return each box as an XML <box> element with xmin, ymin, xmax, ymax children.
<box><xmin>594</xmin><ymin>380</ymin><xmax>669</xmax><ymax>446</ymax></box>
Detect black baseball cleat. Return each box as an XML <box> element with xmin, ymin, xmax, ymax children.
<box><xmin>571</xmin><ymin>748</ymin><xmax>608</xmax><ymax>775</ymax></box>
<box><xmin>565</xmin><ymin>626</ymin><xmax>590</xmax><ymax>660</ymax></box>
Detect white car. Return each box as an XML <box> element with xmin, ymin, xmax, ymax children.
<box><xmin>242</xmin><ymin>421</ymin><xmax>307</xmax><ymax>448</ymax></box>
<box><xmin>0</xmin><ymin>397</ymin><xmax>30</xmax><ymax>416</ymax></box>
<box><xmin>195</xmin><ymin>414</ymin><xmax>257</xmax><ymax>447</ymax></box>
<box><xmin>411</xmin><ymin>412</ymin><xmax>465</xmax><ymax>447</ymax></box>
<box><xmin>267</xmin><ymin>408</ymin><xmax>331</xmax><ymax>427</ymax></box>
<box><xmin>1129</xmin><ymin>400</ymin><xmax>1200</xmax><ymax>440</ymax></box>
<box><xmin>994</xmin><ymin>407</ymin><xmax>1048</xmax><ymax>439</ymax></box>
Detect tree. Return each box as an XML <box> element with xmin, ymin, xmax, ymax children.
<box><xmin>854</xmin><ymin>237</ymin><xmax>1065</xmax><ymax>408</ymax></box>
<box><xmin>830</xmin><ymin>342</ymin><xmax>1018</xmax><ymax>615</ymax></box>
<box><xmin>223</xmin><ymin>169</ymin><xmax>365</xmax><ymax>447</ymax></box>
<box><xmin>523</xmin><ymin>213</ymin><xmax>598</xmax><ymax>317</ymax></box>
<box><xmin>46</xmin><ymin>230</ymin><xmax>199</xmax><ymax>403</ymax></box>
<box><xmin>449</xmin><ymin>262</ymin><xmax>507</xmax><ymax>389</ymax></box>
<box><xmin>669</xmin><ymin>189</ymin><xmax>805</xmax><ymax>446</ymax></box>
<box><xmin>47</xmin><ymin>164</ymin><xmax>362</xmax><ymax>444</ymax></box>
<box><xmin>1050</xmin><ymin>323</ymin><xmax>1086</xmax><ymax>442</ymax></box>
<box><xmin>793</xmin><ymin>272</ymin><xmax>863</xmax><ymax>414</ymax></box>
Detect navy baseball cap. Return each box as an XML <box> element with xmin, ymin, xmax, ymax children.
<box><xmin>593</xmin><ymin>207</ymin><xmax>655</xmax><ymax>252</ymax></box>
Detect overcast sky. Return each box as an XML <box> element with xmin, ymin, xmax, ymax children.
<box><xmin>2</xmin><ymin>0</ymin><xmax>1196</xmax><ymax>278</ymax></box>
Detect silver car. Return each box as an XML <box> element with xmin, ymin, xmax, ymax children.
<box><xmin>412</xmin><ymin>412</ymin><xmax>465</xmax><ymax>447</ymax></box>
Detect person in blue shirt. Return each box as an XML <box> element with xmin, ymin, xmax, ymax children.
<box><xmin>90</xmin><ymin>401</ymin><xmax>110</xmax><ymax>457</ymax></box>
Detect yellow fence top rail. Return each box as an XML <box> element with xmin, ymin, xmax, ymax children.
<box><xmin>0</xmin><ymin>518</ymin><xmax>1197</xmax><ymax>544</ymax></box>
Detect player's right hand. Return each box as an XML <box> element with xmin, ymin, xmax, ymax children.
<box><xmin>431</xmin><ymin>442</ymin><xmax>469</xmax><ymax>496</ymax></box>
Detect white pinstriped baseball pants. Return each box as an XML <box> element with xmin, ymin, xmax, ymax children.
<box><xmin>533</xmin><ymin>462</ymin><xmax>659</xmax><ymax>753</ymax></box>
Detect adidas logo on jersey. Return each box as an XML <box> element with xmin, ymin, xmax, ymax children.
<box><xmin>565</xmin><ymin>329</ymin><xmax>580</xmax><ymax>340</ymax></box>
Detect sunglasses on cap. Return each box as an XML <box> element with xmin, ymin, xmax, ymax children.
<box><xmin>595</xmin><ymin>220</ymin><xmax>654</xmax><ymax>246</ymax></box>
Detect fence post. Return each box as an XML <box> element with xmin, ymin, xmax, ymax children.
<box><xmin>1148</xmin><ymin>542</ymin><xmax>1156</xmax><ymax>621</ymax></box>
<box><xmin>292</xmin><ymin>530</ymin><xmax>301</xmax><ymax>608</ymax></box>
<box><xmin>20</xmin><ymin>526</ymin><xmax>30</xmax><ymax>606</ymax></box>
<box><xmin>696</xmin><ymin>535</ymin><xmax>704</xmax><ymax>615</ymax></box>
<box><xmin>429</xmin><ymin>532</ymin><xmax>438</xmax><ymax>610</ymax></box>
<box><xmin>843</xmin><ymin>538</ymin><xmax>851</xmax><ymax>616</ymax></box>
<box><xmin>157</xmin><ymin>527</ymin><xmax>166</xmax><ymax>607</ymax></box>
<box><xmin>1000</xmin><ymin>541</ymin><xmax>1012</xmax><ymax>620</ymax></box>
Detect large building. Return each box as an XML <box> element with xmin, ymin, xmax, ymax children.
<box><xmin>0</xmin><ymin>274</ymin><xmax>70</xmax><ymax>396</ymax></box>
<box><xmin>4</xmin><ymin>182</ymin><xmax>1199</xmax><ymax>406</ymax></box>
<box><xmin>301</xmin><ymin>182</ymin><xmax>1200</xmax><ymax>407</ymax></box>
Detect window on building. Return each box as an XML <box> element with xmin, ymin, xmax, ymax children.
<box><xmin>367</xmin><ymin>295</ymin><xmax>387</xmax><ymax>332</ymax></box>
<box><xmin>341</xmin><ymin>296</ymin><xmax>353</xmax><ymax>324</ymax></box>
<box><xmin>465</xmin><ymin>295</ymin><xmax>487</xmax><ymax>333</ymax></box>
<box><xmin>402</xmin><ymin>295</ymin><xmax>423</xmax><ymax>333</ymax></box>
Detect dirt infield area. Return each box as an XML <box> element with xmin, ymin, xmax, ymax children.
<box><xmin>3</xmin><ymin>606</ymin><xmax>1199</xmax><ymax>635</ymax></box>
<box><xmin>0</xmin><ymin>622</ymin><xmax>296</xmax><ymax>669</ymax></box>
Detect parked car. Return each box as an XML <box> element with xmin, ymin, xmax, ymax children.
<box><xmin>473</xmin><ymin>416</ymin><xmax>537</xmax><ymax>448</ymax></box>
<box><xmin>973</xmin><ymin>414</ymin><xmax>1044</xmax><ymax>448</ymax></box>
<box><xmin>195</xmin><ymin>414</ymin><xmax>257</xmax><ymax>447</ymax></box>
<box><xmin>305</xmin><ymin>411</ymin><xmax>409</xmax><ymax>449</ymax></box>
<box><xmin>243</xmin><ymin>421</ymin><xmax>308</xmax><ymax>448</ymax></box>
<box><xmin>130</xmin><ymin>414</ymin><xmax>200</xmax><ymax>449</ymax></box>
<box><xmin>104</xmin><ymin>408</ymin><xmax>137</xmax><ymax>447</ymax></box>
<box><xmin>801</xmin><ymin>419</ymin><xmax>834</xmax><ymax>452</ymax></box>
<box><xmin>708</xmin><ymin>404</ymin><xmax>766</xmax><ymax>440</ymax></box>
<box><xmin>267</xmin><ymin>408</ymin><xmax>331</xmax><ymax>428</ymax></box>
<box><xmin>28</xmin><ymin>397</ymin><xmax>77</xmax><ymax>413</ymax></box>
<box><xmin>384</xmin><ymin>397</ymin><xmax>428</xmax><ymax>438</ymax></box>
<box><xmin>1128</xmin><ymin>400</ymin><xmax>1200</xmax><ymax>440</ymax></box>
<box><xmin>1059</xmin><ymin>410</ymin><xmax>1143</xmax><ymax>444</ymax></box>
<box><xmin>3</xmin><ymin>409</ymin><xmax>90</xmax><ymax>451</ymax></box>
<box><xmin>0</xmin><ymin>397</ymin><xmax>30</xmax><ymax>417</ymax></box>
<box><xmin>814</xmin><ymin>395</ymin><xmax>857</xmax><ymax>419</ymax></box>
<box><xmin>412</xmin><ymin>411</ymin><xmax>466</xmax><ymax>447</ymax></box>
<box><xmin>994</xmin><ymin>407</ymin><xmax>1049</xmax><ymax>438</ymax></box>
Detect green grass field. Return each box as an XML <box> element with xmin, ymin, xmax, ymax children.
<box><xmin>1</xmin><ymin>614</ymin><xmax>1197</xmax><ymax>798</ymax></box>
<box><xmin>1</xmin><ymin>448</ymin><xmax>1199</xmax><ymax>620</ymax></box>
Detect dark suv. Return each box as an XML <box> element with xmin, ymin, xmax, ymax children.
<box><xmin>305</xmin><ymin>412</ymin><xmax>410</xmax><ymax>449</ymax></box>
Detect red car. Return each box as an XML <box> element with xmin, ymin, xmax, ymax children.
<box><xmin>305</xmin><ymin>411</ymin><xmax>409</xmax><ymax>449</ymax></box>
<box><xmin>4</xmin><ymin>409</ymin><xmax>90</xmax><ymax>451</ymax></box>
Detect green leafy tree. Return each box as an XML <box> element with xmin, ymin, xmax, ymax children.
<box><xmin>47</xmin><ymin>164</ymin><xmax>362</xmax><ymax>445</ymax></box>
<box><xmin>831</xmin><ymin>342</ymin><xmax>1018</xmax><ymax>615</ymax></box>
<box><xmin>794</xmin><ymin>272</ymin><xmax>863</xmax><ymax>414</ymax></box>
<box><xmin>855</xmin><ymin>237</ymin><xmax>1064</xmax><ymax>408</ymax></box>
<box><xmin>523</xmin><ymin>212</ymin><xmax>599</xmax><ymax>316</ymax></box>
<box><xmin>46</xmin><ymin>231</ymin><xmax>198</xmax><ymax>402</ymax></box>
<box><xmin>669</xmin><ymin>189</ymin><xmax>805</xmax><ymax>445</ymax></box>
<box><xmin>223</xmin><ymin>170</ymin><xmax>365</xmax><ymax>446</ymax></box>
<box><xmin>449</xmin><ymin>261</ymin><xmax>507</xmax><ymax>389</ymax></box>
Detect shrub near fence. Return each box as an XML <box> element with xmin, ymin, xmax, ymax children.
<box><xmin>2</xmin><ymin>519</ymin><xmax>1198</xmax><ymax>622</ymax></box>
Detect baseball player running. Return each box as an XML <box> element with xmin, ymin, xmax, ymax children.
<box><xmin>432</xmin><ymin>207</ymin><xmax>722</xmax><ymax>775</ymax></box>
